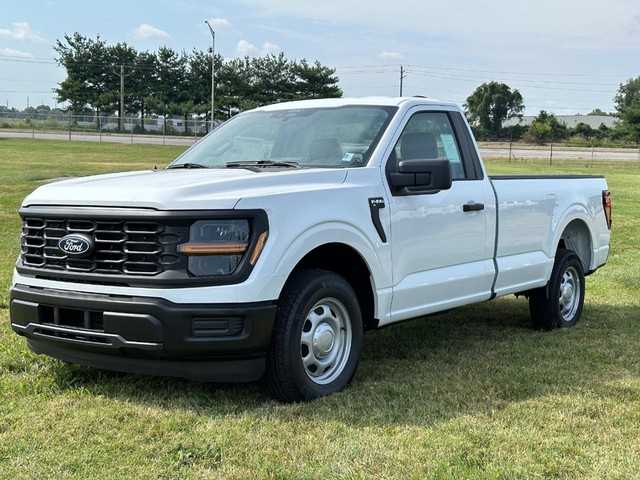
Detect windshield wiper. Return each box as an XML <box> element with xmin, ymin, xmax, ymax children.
<box><xmin>225</xmin><ymin>160</ymin><xmax>300</xmax><ymax>169</ymax></box>
<box><xmin>167</xmin><ymin>162</ymin><xmax>210</xmax><ymax>169</ymax></box>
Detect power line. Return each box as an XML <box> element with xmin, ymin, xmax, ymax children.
<box><xmin>336</xmin><ymin>62</ymin><xmax>637</xmax><ymax>78</ymax></box>
<box><xmin>408</xmin><ymin>68</ymin><xmax>620</xmax><ymax>86</ymax></box>
<box><xmin>408</xmin><ymin>70</ymin><xmax>614</xmax><ymax>93</ymax></box>
<box><xmin>406</xmin><ymin>64</ymin><xmax>637</xmax><ymax>78</ymax></box>
<box><xmin>0</xmin><ymin>78</ymin><xmax>58</xmax><ymax>84</ymax></box>
<box><xmin>0</xmin><ymin>90</ymin><xmax>53</xmax><ymax>93</ymax></box>
<box><xmin>0</xmin><ymin>55</ymin><xmax>57</xmax><ymax>65</ymax></box>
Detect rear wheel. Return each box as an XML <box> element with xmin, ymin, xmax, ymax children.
<box><xmin>529</xmin><ymin>248</ymin><xmax>585</xmax><ymax>331</ymax></box>
<box><xmin>265</xmin><ymin>269</ymin><xmax>363</xmax><ymax>402</ymax></box>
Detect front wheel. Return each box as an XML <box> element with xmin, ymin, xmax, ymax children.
<box><xmin>529</xmin><ymin>248</ymin><xmax>585</xmax><ymax>331</ymax></box>
<box><xmin>265</xmin><ymin>269</ymin><xmax>363</xmax><ymax>402</ymax></box>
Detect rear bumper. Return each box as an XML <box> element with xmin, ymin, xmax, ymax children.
<box><xmin>9</xmin><ymin>284</ymin><xmax>277</xmax><ymax>382</ymax></box>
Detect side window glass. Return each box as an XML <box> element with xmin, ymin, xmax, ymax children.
<box><xmin>390</xmin><ymin>112</ymin><xmax>466</xmax><ymax>179</ymax></box>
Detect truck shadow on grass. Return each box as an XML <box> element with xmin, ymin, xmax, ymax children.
<box><xmin>46</xmin><ymin>296</ymin><xmax>640</xmax><ymax>427</ymax></box>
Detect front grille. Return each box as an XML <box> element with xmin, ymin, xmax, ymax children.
<box><xmin>21</xmin><ymin>217</ymin><xmax>180</xmax><ymax>276</ymax></box>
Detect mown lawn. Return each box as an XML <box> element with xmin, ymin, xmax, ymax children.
<box><xmin>0</xmin><ymin>138</ymin><xmax>638</xmax><ymax>479</ymax></box>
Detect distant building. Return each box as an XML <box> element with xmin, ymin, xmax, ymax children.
<box><xmin>504</xmin><ymin>115</ymin><xmax>618</xmax><ymax>129</ymax></box>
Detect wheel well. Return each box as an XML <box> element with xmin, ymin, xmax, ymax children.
<box><xmin>558</xmin><ymin>219</ymin><xmax>592</xmax><ymax>273</ymax></box>
<box><xmin>292</xmin><ymin>243</ymin><xmax>377</xmax><ymax>331</ymax></box>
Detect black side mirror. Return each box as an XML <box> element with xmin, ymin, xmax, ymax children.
<box><xmin>389</xmin><ymin>158</ymin><xmax>452</xmax><ymax>194</ymax></box>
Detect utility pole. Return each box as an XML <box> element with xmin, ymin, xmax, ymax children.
<box><xmin>204</xmin><ymin>20</ymin><xmax>216</xmax><ymax>130</ymax></box>
<box><xmin>119</xmin><ymin>64</ymin><xmax>125</xmax><ymax>132</ymax></box>
<box><xmin>399</xmin><ymin>66</ymin><xmax>408</xmax><ymax>96</ymax></box>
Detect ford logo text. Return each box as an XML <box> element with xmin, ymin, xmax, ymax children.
<box><xmin>58</xmin><ymin>234</ymin><xmax>94</xmax><ymax>258</ymax></box>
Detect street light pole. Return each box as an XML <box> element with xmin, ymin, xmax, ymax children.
<box><xmin>204</xmin><ymin>20</ymin><xmax>216</xmax><ymax>130</ymax></box>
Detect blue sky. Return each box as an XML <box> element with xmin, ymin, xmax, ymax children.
<box><xmin>1</xmin><ymin>0</ymin><xmax>639</xmax><ymax>114</ymax></box>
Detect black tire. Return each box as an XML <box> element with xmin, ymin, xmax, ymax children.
<box><xmin>529</xmin><ymin>248</ymin><xmax>585</xmax><ymax>331</ymax></box>
<box><xmin>265</xmin><ymin>269</ymin><xmax>364</xmax><ymax>403</ymax></box>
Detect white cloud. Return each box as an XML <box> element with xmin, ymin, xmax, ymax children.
<box><xmin>379</xmin><ymin>51</ymin><xmax>404</xmax><ymax>61</ymax></box>
<box><xmin>132</xmin><ymin>23</ymin><xmax>169</xmax><ymax>40</ymax></box>
<box><xmin>0</xmin><ymin>47</ymin><xmax>33</xmax><ymax>58</ymax></box>
<box><xmin>261</xmin><ymin>42</ymin><xmax>281</xmax><ymax>55</ymax></box>
<box><xmin>0</xmin><ymin>22</ymin><xmax>45</xmax><ymax>42</ymax></box>
<box><xmin>236</xmin><ymin>40</ymin><xmax>282</xmax><ymax>57</ymax></box>
<box><xmin>236</xmin><ymin>39</ymin><xmax>258</xmax><ymax>57</ymax></box>
<box><xmin>206</xmin><ymin>18</ymin><xmax>232</xmax><ymax>30</ymax></box>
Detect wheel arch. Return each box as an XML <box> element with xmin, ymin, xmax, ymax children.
<box><xmin>554</xmin><ymin>217</ymin><xmax>594</xmax><ymax>274</ymax></box>
<box><xmin>288</xmin><ymin>243</ymin><xmax>378</xmax><ymax>331</ymax></box>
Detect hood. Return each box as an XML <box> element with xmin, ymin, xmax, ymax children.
<box><xmin>22</xmin><ymin>167</ymin><xmax>349</xmax><ymax>210</ymax></box>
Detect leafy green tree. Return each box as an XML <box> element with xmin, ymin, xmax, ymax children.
<box><xmin>524</xmin><ymin>110</ymin><xmax>567</xmax><ymax>143</ymax></box>
<box><xmin>614</xmin><ymin>77</ymin><xmax>640</xmax><ymax>112</ymax></box>
<box><xmin>216</xmin><ymin>57</ymin><xmax>256</xmax><ymax>119</ymax></box>
<box><xmin>614</xmin><ymin>77</ymin><xmax>640</xmax><ymax>142</ymax></box>
<box><xmin>619</xmin><ymin>97</ymin><xmax>640</xmax><ymax>142</ymax></box>
<box><xmin>293</xmin><ymin>60</ymin><xmax>342</xmax><ymax>99</ymax></box>
<box><xmin>55</xmin><ymin>32</ymin><xmax>344</xmax><ymax>128</ymax></box>
<box><xmin>187</xmin><ymin>49</ymin><xmax>227</xmax><ymax>128</ymax></box>
<box><xmin>106</xmin><ymin>42</ymin><xmax>138</xmax><ymax>130</ymax></box>
<box><xmin>54</xmin><ymin>33</ymin><xmax>111</xmax><ymax>115</ymax></box>
<box><xmin>250</xmin><ymin>53</ymin><xmax>295</xmax><ymax>105</ymax></box>
<box><xmin>128</xmin><ymin>51</ymin><xmax>158</xmax><ymax>130</ymax></box>
<box><xmin>587</xmin><ymin>108</ymin><xmax>611</xmax><ymax>116</ymax></box>
<box><xmin>571</xmin><ymin>122</ymin><xmax>595</xmax><ymax>139</ymax></box>
<box><xmin>596</xmin><ymin>123</ymin><xmax>611</xmax><ymax>139</ymax></box>
<box><xmin>147</xmin><ymin>47</ymin><xmax>189</xmax><ymax>131</ymax></box>
<box><xmin>464</xmin><ymin>82</ymin><xmax>524</xmax><ymax>138</ymax></box>
<box><xmin>525</xmin><ymin>121</ymin><xmax>552</xmax><ymax>143</ymax></box>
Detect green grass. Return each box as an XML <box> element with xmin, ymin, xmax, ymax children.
<box><xmin>1</xmin><ymin>139</ymin><xmax>639</xmax><ymax>479</ymax></box>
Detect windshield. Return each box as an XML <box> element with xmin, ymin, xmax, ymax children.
<box><xmin>169</xmin><ymin>105</ymin><xmax>397</xmax><ymax>168</ymax></box>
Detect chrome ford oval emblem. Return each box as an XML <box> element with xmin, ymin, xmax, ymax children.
<box><xmin>58</xmin><ymin>234</ymin><xmax>94</xmax><ymax>258</ymax></box>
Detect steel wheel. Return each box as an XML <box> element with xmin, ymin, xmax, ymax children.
<box><xmin>558</xmin><ymin>265</ymin><xmax>581</xmax><ymax>322</ymax></box>
<box><xmin>529</xmin><ymin>248</ymin><xmax>585</xmax><ymax>330</ymax></box>
<box><xmin>300</xmin><ymin>297</ymin><xmax>353</xmax><ymax>385</ymax></box>
<box><xmin>265</xmin><ymin>269</ymin><xmax>363</xmax><ymax>402</ymax></box>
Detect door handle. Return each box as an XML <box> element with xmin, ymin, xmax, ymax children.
<box><xmin>463</xmin><ymin>202</ymin><xmax>485</xmax><ymax>212</ymax></box>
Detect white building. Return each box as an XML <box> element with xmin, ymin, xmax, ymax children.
<box><xmin>504</xmin><ymin>115</ymin><xmax>618</xmax><ymax>129</ymax></box>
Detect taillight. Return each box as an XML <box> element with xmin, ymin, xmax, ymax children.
<box><xmin>602</xmin><ymin>190</ymin><xmax>612</xmax><ymax>230</ymax></box>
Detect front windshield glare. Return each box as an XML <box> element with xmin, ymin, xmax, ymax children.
<box><xmin>170</xmin><ymin>105</ymin><xmax>396</xmax><ymax>168</ymax></box>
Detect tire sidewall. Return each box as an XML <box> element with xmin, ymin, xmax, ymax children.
<box><xmin>280</xmin><ymin>272</ymin><xmax>363</xmax><ymax>400</ymax></box>
<box><xmin>549</xmin><ymin>251</ymin><xmax>585</xmax><ymax>328</ymax></box>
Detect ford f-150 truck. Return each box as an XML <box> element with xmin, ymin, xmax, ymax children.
<box><xmin>10</xmin><ymin>97</ymin><xmax>612</xmax><ymax>402</ymax></box>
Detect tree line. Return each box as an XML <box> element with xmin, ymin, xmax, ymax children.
<box><xmin>464</xmin><ymin>80</ymin><xmax>640</xmax><ymax>143</ymax></box>
<box><xmin>17</xmin><ymin>33</ymin><xmax>640</xmax><ymax>144</ymax></box>
<box><xmin>54</xmin><ymin>33</ymin><xmax>342</xmax><ymax>131</ymax></box>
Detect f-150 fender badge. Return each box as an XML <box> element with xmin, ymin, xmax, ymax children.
<box><xmin>368</xmin><ymin>197</ymin><xmax>387</xmax><ymax>243</ymax></box>
<box><xmin>58</xmin><ymin>234</ymin><xmax>94</xmax><ymax>258</ymax></box>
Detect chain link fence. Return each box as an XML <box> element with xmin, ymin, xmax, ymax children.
<box><xmin>0</xmin><ymin>111</ymin><xmax>214</xmax><ymax>145</ymax></box>
<box><xmin>478</xmin><ymin>138</ymin><xmax>640</xmax><ymax>165</ymax></box>
<box><xmin>2</xmin><ymin>111</ymin><xmax>640</xmax><ymax>165</ymax></box>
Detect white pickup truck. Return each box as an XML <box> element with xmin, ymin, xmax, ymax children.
<box><xmin>10</xmin><ymin>97</ymin><xmax>612</xmax><ymax>402</ymax></box>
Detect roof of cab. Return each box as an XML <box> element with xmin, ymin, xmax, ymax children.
<box><xmin>256</xmin><ymin>96</ymin><xmax>461</xmax><ymax>111</ymax></box>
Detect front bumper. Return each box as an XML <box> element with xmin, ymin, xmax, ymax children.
<box><xmin>10</xmin><ymin>284</ymin><xmax>277</xmax><ymax>382</ymax></box>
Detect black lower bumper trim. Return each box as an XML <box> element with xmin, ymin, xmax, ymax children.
<box><xmin>27</xmin><ymin>338</ymin><xmax>265</xmax><ymax>382</ymax></box>
<box><xmin>10</xmin><ymin>284</ymin><xmax>277</xmax><ymax>382</ymax></box>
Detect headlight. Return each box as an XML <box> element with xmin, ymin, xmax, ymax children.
<box><xmin>178</xmin><ymin>220</ymin><xmax>250</xmax><ymax>276</ymax></box>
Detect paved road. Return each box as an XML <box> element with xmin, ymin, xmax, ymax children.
<box><xmin>481</xmin><ymin>146</ymin><xmax>640</xmax><ymax>162</ymax></box>
<box><xmin>2</xmin><ymin>129</ymin><xmax>640</xmax><ymax>161</ymax></box>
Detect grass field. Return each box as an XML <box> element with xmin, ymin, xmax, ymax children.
<box><xmin>0</xmin><ymin>138</ymin><xmax>638</xmax><ymax>479</ymax></box>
